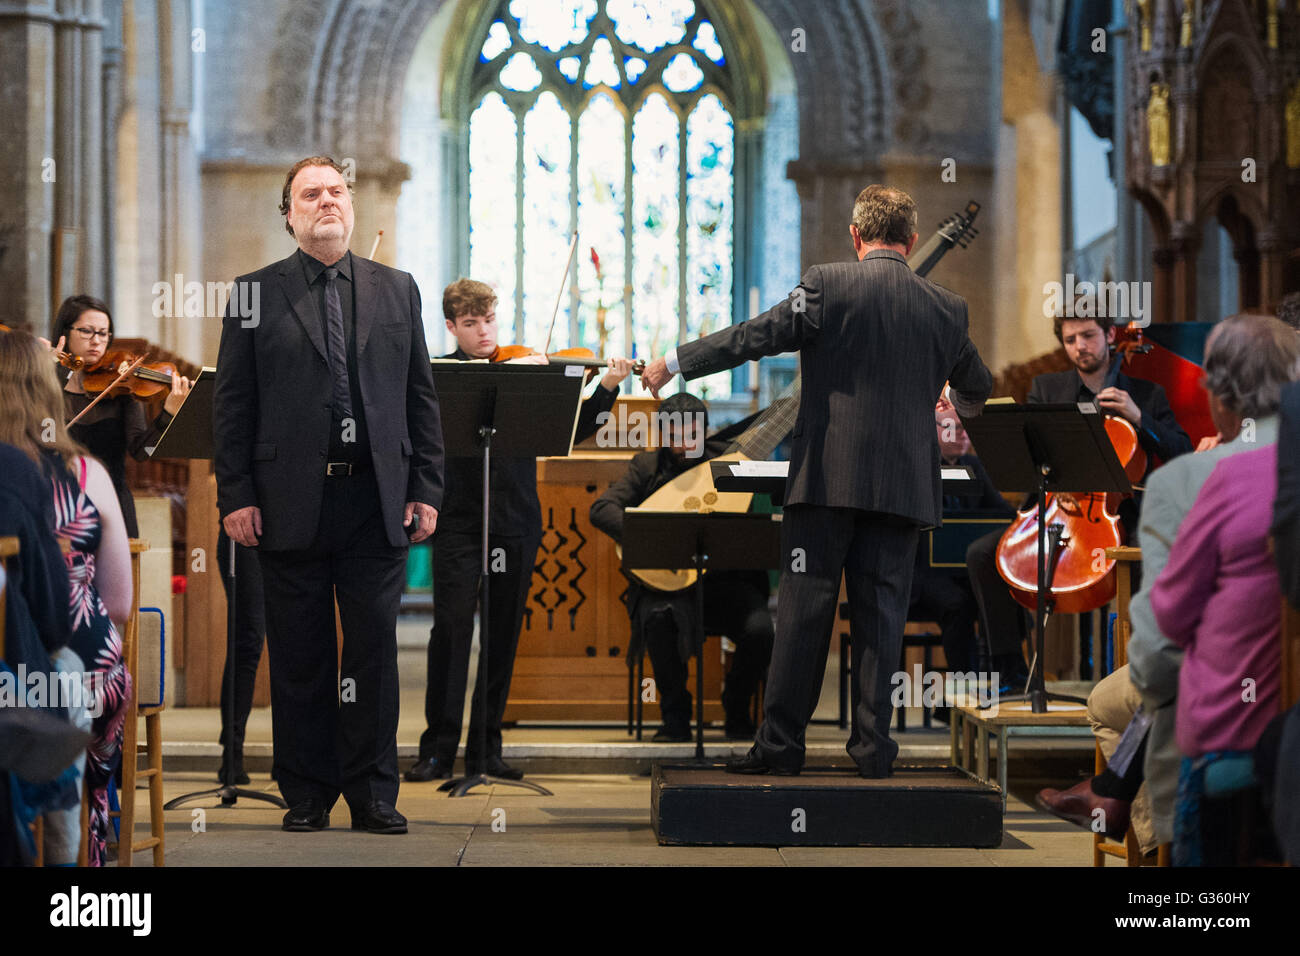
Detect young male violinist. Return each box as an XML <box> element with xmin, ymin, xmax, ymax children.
<box><xmin>406</xmin><ymin>278</ymin><xmax>637</xmax><ymax>781</ymax></box>
<box><xmin>964</xmin><ymin>310</ymin><xmax>1192</xmax><ymax>688</ymax></box>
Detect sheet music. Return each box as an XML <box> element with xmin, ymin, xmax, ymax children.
<box><xmin>729</xmin><ymin>460</ymin><xmax>789</xmax><ymax>478</ymax></box>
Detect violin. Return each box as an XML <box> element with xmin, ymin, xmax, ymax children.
<box><xmin>78</xmin><ymin>349</ymin><xmax>178</xmax><ymax>400</ymax></box>
<box><xmin>489</xmin><ymin>343</ymin><xmax>645</xmax><ymax>375</ymax></box>
<box><xmin>993</xmin><ymin>341</ymin><xmax>1148</xmax><ymax>615</ymax></box>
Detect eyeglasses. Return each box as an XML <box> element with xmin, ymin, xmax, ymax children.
<box><xmin>72</xmin><ymin>327</ymin><xmax>110</xmax><ymax>341</ymax></box>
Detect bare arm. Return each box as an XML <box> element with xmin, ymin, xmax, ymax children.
<box><xmin>82</xmin><ymin>455</ymin><xmax>134</xmax><ymax>630</ymax></box>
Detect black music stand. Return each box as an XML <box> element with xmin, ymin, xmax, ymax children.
<box><xmin>429</xmin><ymin>363</ymin><xmax>586</xmax><ymax>798</ymax></box>
<box><xmin>960</xmin><ymin>403</ymin><xmax>1132</xmax><ymax>714</ymax></box>
<box><xmin>621</xmin><ymin>510</ymin><xmax>783</xmax><ymax>759</ymax></box>
<box><xmin>709</xmin><ymin>460</ymin><xmax>788</xmax><ymax>502</ymax></box>
<box><xmin>709</xmin><ymin>460</ymin><xmax>978</xmax><ymax>500</ymax></box>
<box><xmin>157</xmin><ymin>370</ymin><xmax>286</xmax><ymax>811</ymax></box>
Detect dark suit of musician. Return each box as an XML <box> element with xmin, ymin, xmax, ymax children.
<box><xmin>590</xmin><ymin>427</ymin><xmax>773</xmax><ymax>738</ymax></box>
<box><xmin>648</xmin><ymin>197</ymin><xmax>993</xmax><ymax>775</ymax></box>
<box><xmin>416</xmin><ymin>349</ymin><xmax>617</xmax><ymax>773</ymax></box>
<box><xmin>214</xmin><ymin>165</ymin><xmax>443</xmax><ymax>824</ymax></box>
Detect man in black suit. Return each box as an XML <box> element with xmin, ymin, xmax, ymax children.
<box><xmin>589</xmin><ymin>393</ymin><xmax>773</xmax><ymax>741</ymax></box>
<box><xmin>642</xmin><ymin>184</ymin><xmax>993</xmax><ymax>777</ymax></box>
<box><xmin>965</xmin><ymin>311</ymin><xmax>1192</xmax><ymax>688</ymax></box>
<box><xmin>404</xmin><ymin>279</ymin><xmax>636</xmax><ymax>782</ymax></box>
<box><xmin>214</xmin><ymin>156</ymin><xmax>444</xmax><ymax>834</ymax></box>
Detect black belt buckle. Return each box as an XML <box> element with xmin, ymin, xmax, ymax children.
<box><xmin>325</xmin><ymin>461</ymin><xmax>353</xmax><ymax>477</ymax></box>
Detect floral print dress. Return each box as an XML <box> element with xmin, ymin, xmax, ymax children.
<box><xmin>50</xmin><ymin>454</ymin><xmax>132</xmax><ymax>866</ymax></box>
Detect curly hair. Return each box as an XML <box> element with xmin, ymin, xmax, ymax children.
<box><xmin>442</xmin><ymin>278</ymin><xmax>498</xmax><ymax>322</ymax></box>
<box><xmin>1202</xmin><ymin>313</ymin><xmax>1300</xmax><ymax>419</ymax></box>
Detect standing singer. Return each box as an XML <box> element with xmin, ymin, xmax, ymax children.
<box><xmin>214</xmin><ymin>156</ymin><xmax>444</xmax><ymax>834</ymax></box>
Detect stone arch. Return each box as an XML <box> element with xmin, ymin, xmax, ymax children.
<box><xmin>262</xmin><ymin>0</ymin><xmax>902</xmax><ymax>170</ymax></box>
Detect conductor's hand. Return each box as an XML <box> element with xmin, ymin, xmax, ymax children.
<box><xmin>163</xmin><ymin>374</ymin><xmax>193</xmax><ymax>416</ymax></box>
<box><xmin>224</xmin><ymin>506</ymin><xmax>262</xmax><ymax>547</ymax></box>
<box><xmin>404</xmin><ymin>501</ymin><xmax>438</xmax><ymax>543</ymax></box>
<box><xmin>641</xmin><ymin>357</ymin><xmax>673</xmax><ymax>398</ymax></box>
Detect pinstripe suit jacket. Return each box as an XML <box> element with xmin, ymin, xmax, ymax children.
<box><xmin>676</xmin><ymin>250</ymin><xmax>992</xmax><ymax>527</ymax></box>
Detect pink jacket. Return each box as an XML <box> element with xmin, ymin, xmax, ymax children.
<box><xmin>1150</xmin><ymin>445</ymin><xmax>1281</xmax><ymax>757</ymax></box>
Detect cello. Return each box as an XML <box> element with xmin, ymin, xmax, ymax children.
<box><xmin>993</xmin><ymin>336</ymin><xmax>1149</xmax><ymax>614</ymax></box>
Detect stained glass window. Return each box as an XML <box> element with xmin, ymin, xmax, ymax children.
<box><xmin>468</xmin><ymin>0</ymin><xmax>739</xmax><ymax>398</ymax></box>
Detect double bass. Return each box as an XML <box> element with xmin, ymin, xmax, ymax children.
<box><xmin>993</xmin><ymin>337</ymin><xmax>1149</xmax><ymax>615</ymax></box>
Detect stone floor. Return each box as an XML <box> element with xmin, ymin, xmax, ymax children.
<box><xmin>127</xmin><ymin>615</ymin><xmax>1102</xmax><ymax>866</ymax></box>
<box><xmin>124</xmin><ymin>771</ymin><xmax>1099</xmax><ymax>867</ymax></box>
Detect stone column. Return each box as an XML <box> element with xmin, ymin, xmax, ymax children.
<box><xmin>157</xmin><ymin>0</ymin><xmax>202</xmax><ymax>359</ymax></box>
<box><xmin>1169</xmin><ymin>221</ymin><xmax>1198</xmax><ymax>323</ymax></box>
<box><xmin>0</xmin><ymin>0</ymin><xmax>108</xmax><ymax>331</ymax></box>
<box><xmin>1257</xmin><ymin>230</ymin><xmax>1286</xmax><ymax>312</ymax></box>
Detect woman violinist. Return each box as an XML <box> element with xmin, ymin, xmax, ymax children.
<box><xmin>51</xmin><ymin>294</ymin><xmax>193</xmax><ymax>537</ymax></box>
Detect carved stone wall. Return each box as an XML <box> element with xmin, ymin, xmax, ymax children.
<box><xmin>1126</xmin><ymin>0</ymin><xmax>1300</xmax><ymax>322</ymax></box>
<box><xmin>192</xmin><ymin>0</ymin><xmax>1000</xmax><ymax>363</ymax></box>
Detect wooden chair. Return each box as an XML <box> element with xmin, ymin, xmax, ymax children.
<box><xmin>1092</xmin><ymin>546</ymin><xmax>1170</xmax><ymax>866</ymax></box>
<box><xmin>108</xmin><ymin>539</ymin><xmax>165</xmax><ymax>866</ymax></box>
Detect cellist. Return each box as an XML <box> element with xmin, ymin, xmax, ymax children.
<box><xmin>965</xmin><ymin>307</ymin><xmax>1191</xmax><ymax>690</ymax></box>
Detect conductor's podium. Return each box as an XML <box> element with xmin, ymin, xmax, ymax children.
<box><xmin>651</xmin><ymin>763</ymin><xmax>1002</xmax><ymax>847</ymax></box>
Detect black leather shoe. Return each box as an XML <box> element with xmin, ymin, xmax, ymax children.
<box><xmin>484</xmin><ymin>756</ymin><xmax>524</xmax><ymax>780</ymax></box>
<box><xmin>404</xmin><ymin>757</ymin><xmax>453</xmax><ymax>782</ymax></box>
<box><xmin>350</xmin><ymin>800</ymin><xmax>407</xmax><ymax>834</ymax></box>
<box><xmin>282</xmin><ymin>798</ymin><xmax>329</xmax><ymax>832</ymax></box>
<box><xmin>725</xmin><ymin>750</ymin><xmax>799</xmax><ymax>776</ymax></box>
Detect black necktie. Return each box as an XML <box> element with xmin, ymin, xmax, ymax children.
<box><xmin>323</xmin><ymin>266</ymin><xmax>352</xmax><ymax>418</ymax></box>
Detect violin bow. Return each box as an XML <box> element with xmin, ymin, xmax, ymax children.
<box><xmin>67</xmin><ymin>355</ymin><xmax>148</xmax><ymax>427</ymax></box>
<box><xmin>542</xmin><ymin>232</ymin><xmax>580</xmax><ymax>356</ymax></box>
<box><xmin>368</xmin><ymin>229</ymin><xmax>384</xmax><ymax>260</ymax></box>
